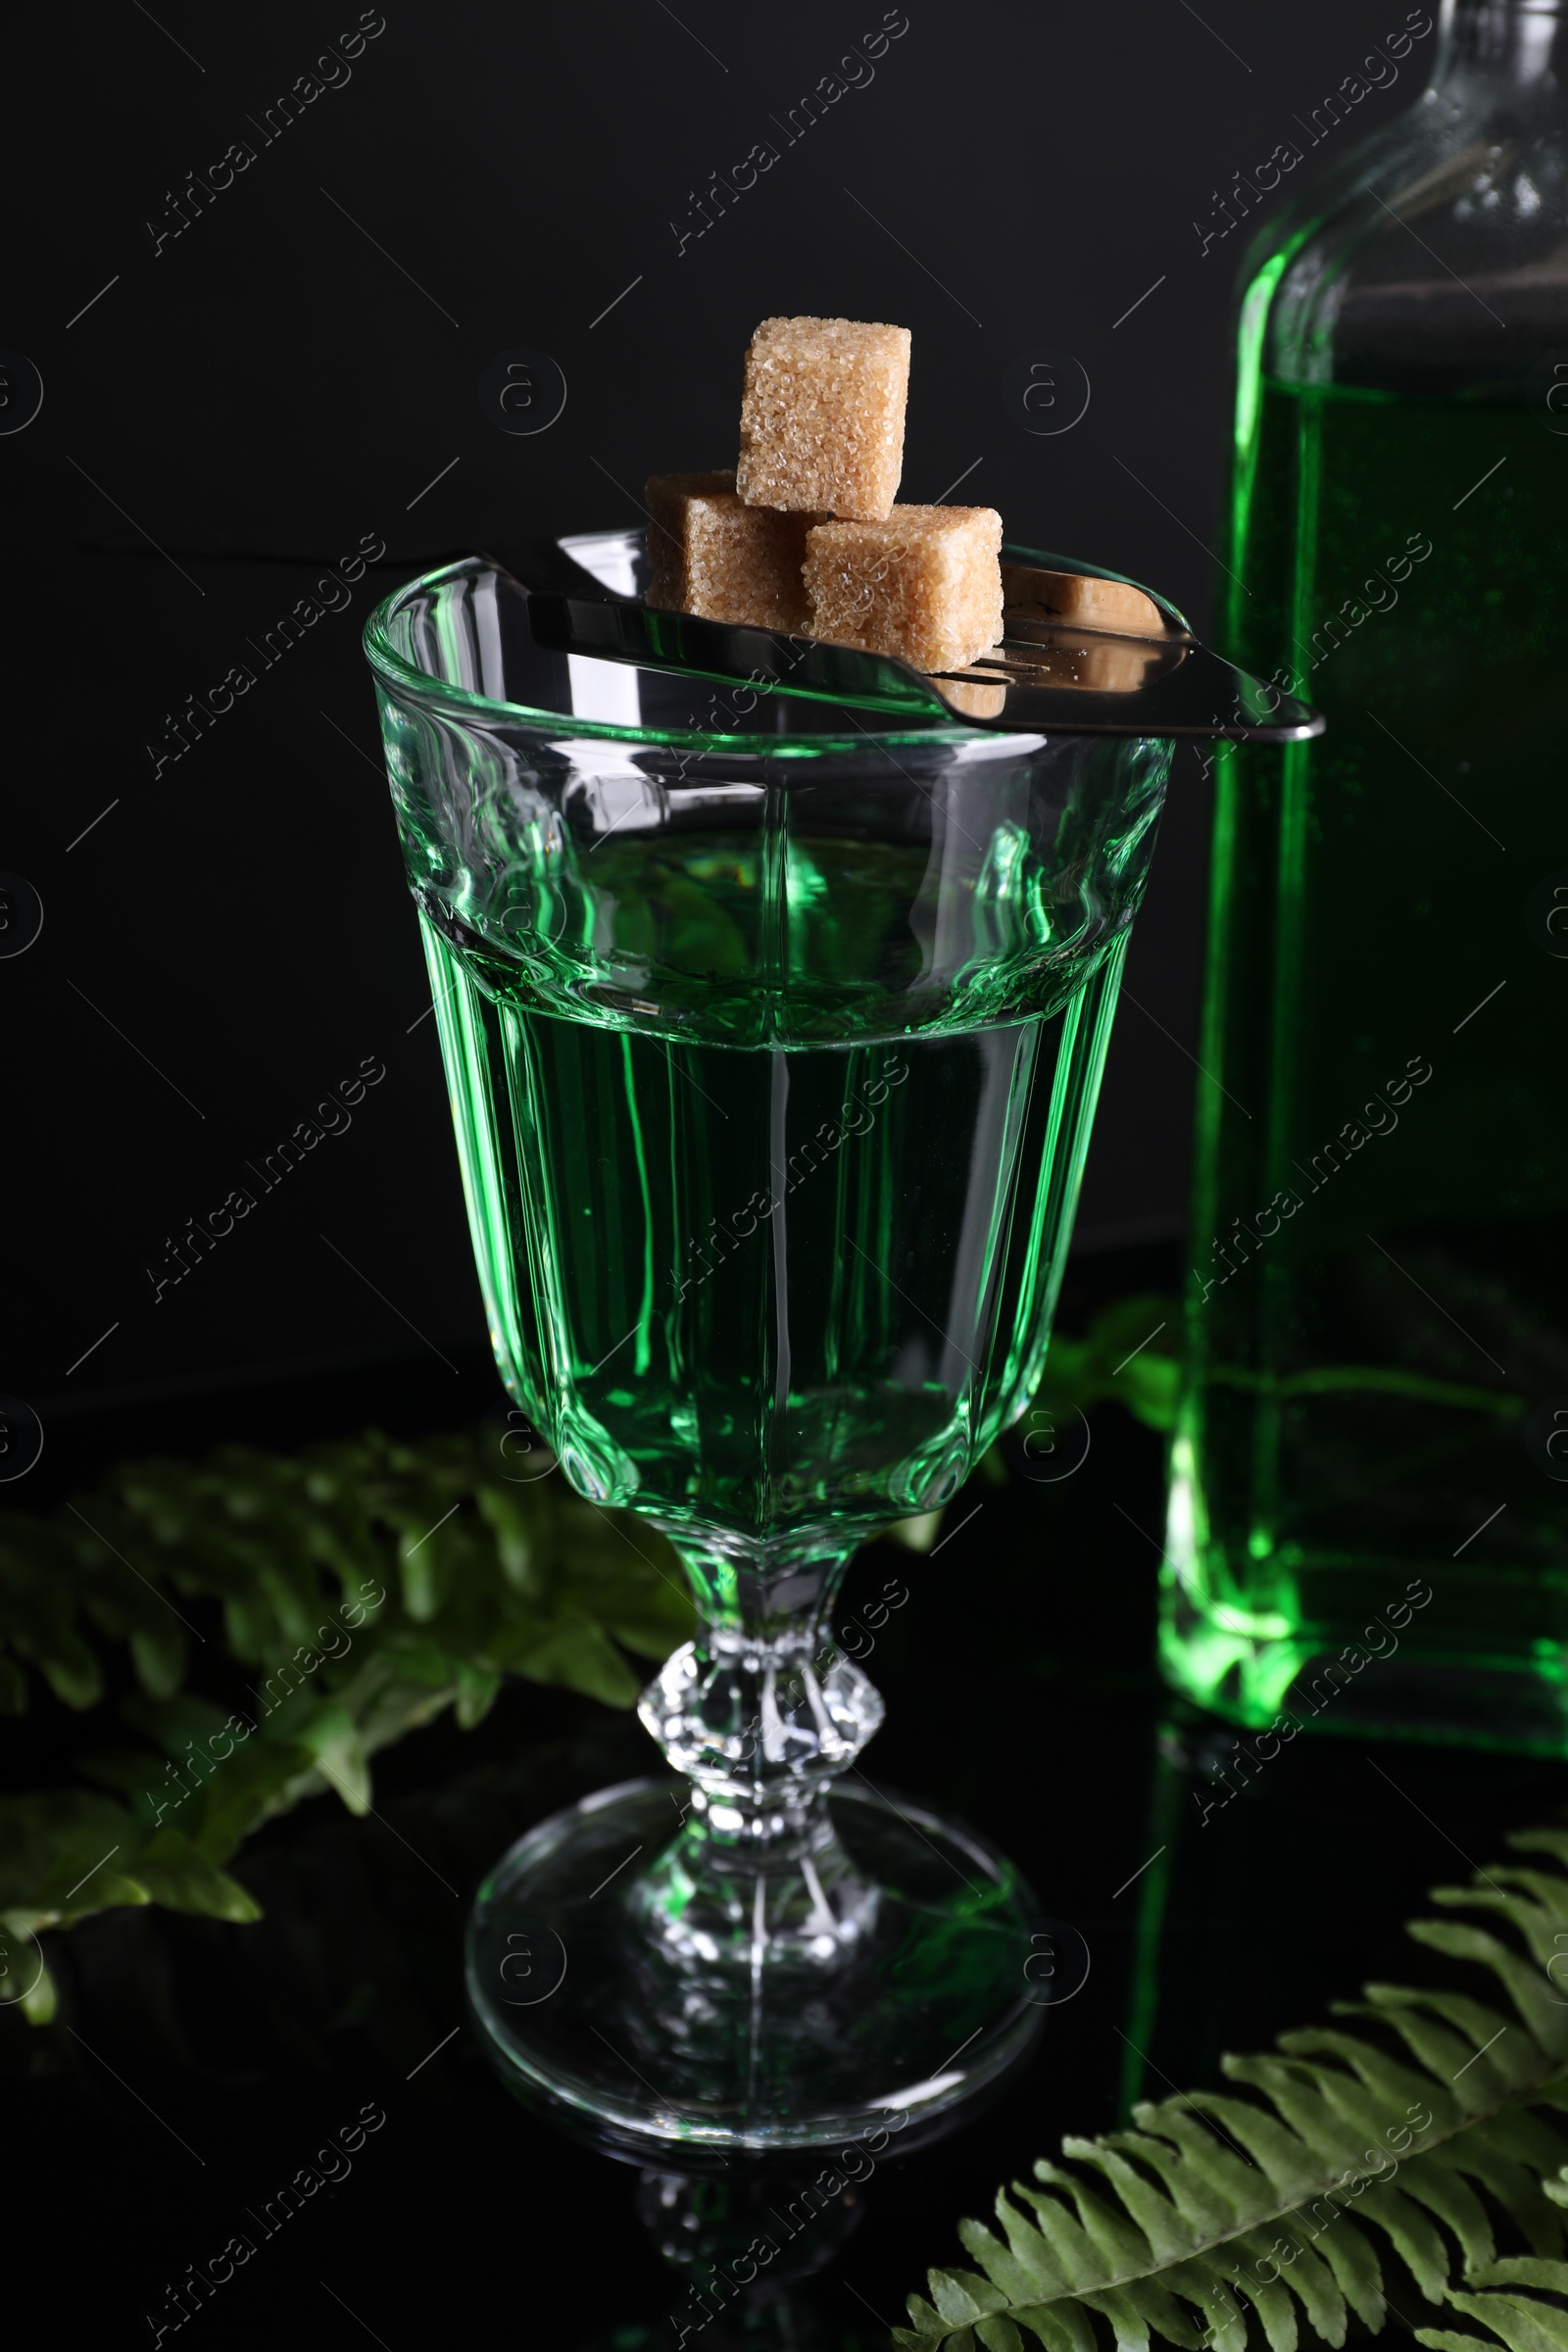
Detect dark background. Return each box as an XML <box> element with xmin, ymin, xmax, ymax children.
<box><xmin>7</xmin><ymin>0</ymin><xmax>1437</xmax><ymax>1424</ymax></box>
<box><xmin>12</xmin><ymin>10</ymin><xmax>1528</xmax><ymax>2350</ymax></box>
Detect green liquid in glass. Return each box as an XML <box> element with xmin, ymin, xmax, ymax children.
<box><xmin>1166</xmin><ymin>377</ymin><xmax>1568</xmax><ymax>1744</ymax></box>
<box><xmin>423</xmin><ymin>865</ymin><xmax>1125</xmax><ymax>1565</ymax></box>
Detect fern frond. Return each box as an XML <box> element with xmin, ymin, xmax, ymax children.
<box><xmin>1415</xmin><ymin>2257</ymin><xmax>1568</xmax><ymax>2352</ymax></box>
<box><xmin>0</xmin><ymin>1428</ymin><xmax>691</xmax><ymax>1974</ymax></box>
<box><xmin>899</xmin><ymin>1837</ymin><xmax>1568</xmax><ymax>2352</ymax></box>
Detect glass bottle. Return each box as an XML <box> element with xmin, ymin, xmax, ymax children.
<box><xmin>1163</xmin><ymin>0</ymin><xmax>1568</xmax><ymax>1749</ymax></box>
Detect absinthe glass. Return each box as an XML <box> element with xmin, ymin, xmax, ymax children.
<box><xmin>367</xmin><ymin>547</ymin><xmax>1170</xmax><ymax>2146</ymax></box>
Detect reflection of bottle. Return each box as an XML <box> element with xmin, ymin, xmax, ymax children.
<box><xmin>1122</xmin><ymin>1708</ymin><xmax>1568</xmax><ymax>2109</ymax></box>
<box><xmin>1164</xmin><ymin>1</ymin><xmax>1568</xmax><ymax>1750</ymax></box>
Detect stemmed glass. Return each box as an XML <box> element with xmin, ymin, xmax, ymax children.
<box><xmin>364</xmin><ymin>535</ymin><xmax>1172</xmax><ymax>2155</ymax></box>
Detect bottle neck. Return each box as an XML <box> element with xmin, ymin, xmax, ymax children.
<box><xmin>1438</xmin><ymin>0</ymin><xmax>1567</xmax><ymax>83</ymax></box>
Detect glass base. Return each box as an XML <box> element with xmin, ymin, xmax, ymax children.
<box><xmin>466</xmin><ymin>1775</ymin><xmax>1045</xmax><ymax>2159</ymax></box>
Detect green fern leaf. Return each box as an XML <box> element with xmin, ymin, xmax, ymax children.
<box><xmin>0</xmin><ymin>1427</ymin><xmax>694</xmax><ymax>1973</ymax></box>
<box><xmin>900</xmin><ymin>1836</ymin><xmax>1568</xmax><ymax>2352</ymax></box>
<box><xmin>1415</xmin><ymin>2257</ymin><xmax>1568</xmax><ymax>2352</ymax></box>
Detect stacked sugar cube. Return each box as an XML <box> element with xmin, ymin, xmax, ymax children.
<box><xmin>646</xmin><ymin>317</ymin><xmax>1003</xmax><ymax>672</ymax></box>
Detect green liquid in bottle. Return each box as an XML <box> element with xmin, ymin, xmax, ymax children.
<box><xmin>1165</xmin><ymin>376</ymin><xmax>1568</xmax><ymax>1747</ymax></box>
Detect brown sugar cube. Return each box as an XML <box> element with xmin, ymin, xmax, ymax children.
<box><xmin>804</xmin><ymin>506</ymin><xmax>1004</xmax><ymax>671</ymax></box>
<box><xmin>1049</xmin><ymin>638</ymin><xmax>1165</xmax><ymax>694</ymax></box>
<box><xmin>645</xmin><ymin>469</ymin><xmax>812</xmax><ymax>631</ymax></box>
<box><xmin>646</xmin><ymin>468</ymin><xmax>736</xmax><ymax>607</ymax></box>
<box><xmin>736</xmin><ymin>318</ymin><xmax>910</xmax><ymax>521</ymax></box>
<box><xmin>1002</xmin><ymin>563</ymin><xmax>1170</xmax><ymax>639</ymax></box>
<box><xmin>936</xmin><ymin>676</ymin><xmax>1007</xmax><ymax>719</ymax></box>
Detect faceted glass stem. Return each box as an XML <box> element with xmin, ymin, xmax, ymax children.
<box><xmin>634</xmin><ymin>1537</ymin><xmax>885</xmax><ymax>1966</ymax></box>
